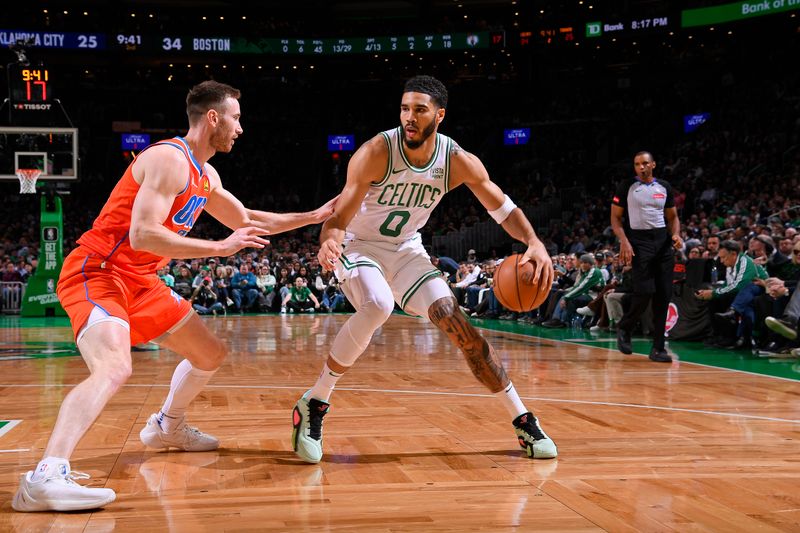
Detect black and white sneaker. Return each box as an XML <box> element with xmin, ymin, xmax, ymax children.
<box><xmin>512</xmin><ymin>412</ymin><xmax>558</xmax><ymax>459</ymax></box>
<box><xmin>292</xmin><ymin>392</ymin><xmax>330</xmax><ymax>463</ymax></box>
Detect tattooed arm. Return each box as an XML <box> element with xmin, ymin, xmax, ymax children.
<box><xmin>428</xmin><ymin>296</ymin><xmax>509</xmax><ymax>393</ymax></box>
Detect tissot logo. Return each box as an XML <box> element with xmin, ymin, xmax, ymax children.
<box><xmin>15</xmin><ymin>103</ymin><xmax>52</xmax><ymax>111</ymax></box>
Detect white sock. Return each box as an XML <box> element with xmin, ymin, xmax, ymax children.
<box><xmin>308</xmin><ymin>361</ymin><xmax>344</xmax><ymax>402</ymax></box>
<box><xmin>494</xmin><ymin>382</ymin><xmax>528</xmax><ymax>419</ymax></box>
<box><xmin>159</xmin><ymin>359</ymin><xmax>217</xmax><ymax>433</ymax></box>
<box><xmin>31</xmin><ymin>456</ymin><xmax>70</xmax><ymax>482</ymax></box>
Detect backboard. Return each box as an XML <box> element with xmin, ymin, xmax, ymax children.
<box><xmin>0</xmin><ymin>127</ymin><xmax>78</xmax><ymax>180</ymax></box>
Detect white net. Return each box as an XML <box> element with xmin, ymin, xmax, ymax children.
<box><xmin>16</xmin><ymin>169</ymin><xmax>41</xmax><ymax>194</ymax></box>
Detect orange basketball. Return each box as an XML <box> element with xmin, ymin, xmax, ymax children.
<box><xmin>492</xmin><ymin>254</ymin><xmax>548</xmax><ymax>312</ymax></box>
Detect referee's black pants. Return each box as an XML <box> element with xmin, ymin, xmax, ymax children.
<box><xmin>618</xmin><ymin>228</ymin><xmax>674</xmax><ymax>350</ymax></box>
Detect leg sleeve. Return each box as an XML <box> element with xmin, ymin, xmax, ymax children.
<box><xmin>330</xmin><ymin>266</ymin><xmax>395</xmax><ymax>367</ymax></box>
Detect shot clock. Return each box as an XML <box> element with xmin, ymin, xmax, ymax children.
<box><xmin>7</xmin><ymin>63</ymin><xmax>58</xmax><ymax>124</ymax></box>
<box><xmin>10</xmin><ymin>65</ymin><xmax>52</xmax><ymax>104</ymax></box>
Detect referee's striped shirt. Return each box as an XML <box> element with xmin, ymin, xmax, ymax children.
<box><xmin>612</xmin><ymin>178</ymin><xmax>674</xmax><ymax>231</ymax></box>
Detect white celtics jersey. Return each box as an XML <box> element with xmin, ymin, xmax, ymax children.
<box><xmin>345</xmin><ymin>126</ymin><xmax>452</xmax><ymax>244</ymax></box>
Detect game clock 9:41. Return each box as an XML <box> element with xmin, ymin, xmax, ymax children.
<box><xmin>10</xmin><ymin>65</ymin><xmax>52</xmax><ymax>103</ymax></box>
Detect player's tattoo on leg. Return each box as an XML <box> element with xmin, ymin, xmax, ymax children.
<box><xmin>428</xmin><ymin>296</ymin><xmax>509</xmax><ymax>393</ymax></box>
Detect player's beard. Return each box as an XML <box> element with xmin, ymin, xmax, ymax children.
<box><xmin>211</xmin><ymin>127</ymin><xmax>233</xmax><ymax>153</ymax></box>
<box><xmin>403</xmin><ymin>120</ymin><xmax>436</xmax><ymax>150</ymax></box>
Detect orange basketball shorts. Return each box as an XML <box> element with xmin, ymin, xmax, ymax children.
<box><xmin>57</xmin><ymin>246</ymin><xmax>192</xmax><ymax>346</ymax></box>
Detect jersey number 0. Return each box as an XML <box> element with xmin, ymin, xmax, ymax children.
<box><xmin>378</xmin><ymin>210</ymin><xmax>411</xmax><ymax>237</ymax></box>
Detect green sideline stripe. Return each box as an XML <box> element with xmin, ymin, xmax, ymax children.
<box><xmin>469</xmin><ymin>319</ymin><xmax>800</xmax><ymax>382</ymax></box>
<box><xmin>0</xmin><ymin>420</ymin><xmax>21</xmax><ymax>439</ymax></box>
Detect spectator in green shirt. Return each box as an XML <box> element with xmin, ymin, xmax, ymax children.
<box><xmin>542</xmin><ymin>254</ymin><xmax>605</xmax><ymax>328</ymax></box>
<box><xmin>281</xmin><ymin>277</ymin><xmax>321</xmax><ymax>313</ymax></box>
<box><xmin>696</xmin><ymin>240</ymin><xmax>768</xmax><ymax>349</ymax></box>
<box><xmin>157</xmin><ymin>266</ymin><xmax>174</xmax><ymax>288</ymax></box>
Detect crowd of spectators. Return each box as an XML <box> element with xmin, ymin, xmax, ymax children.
<box><xmin>153</xmin><ymin>236</ymin><xmax>352</xmax><ymax>316</ymax></box>
<box><xmin>2</xmin><ymin>16</ymin><xmax>799</xmax><ymax>358</ymax></box>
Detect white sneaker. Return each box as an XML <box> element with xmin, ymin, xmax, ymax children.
<box><xmin>12</xmin><ymin>461</ymin><xmax>116</xmax><ymax>512</ymax></box>
<box><xmin>139</xmin><ymin>413</ymin><xmax>219</xmax><ymax>452</ymax></box>
<box><xmin>577</xmin><ymin>306</ymin><xmax>595</xmax><ymax>317</ymax></box>
<box><xmin>590</xmin><ymin>325</ymin><xmax>607</xmax><ymax>332</ymax></box>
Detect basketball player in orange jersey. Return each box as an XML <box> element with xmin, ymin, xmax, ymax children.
<box><xmin>13</xmin><ymin>81</ymin><xmax>336</xmax><ymax>512</ymax></box>
<box><xmin>291</xmin><ymin>76</ymin><xmax>557</xmax><ymax>465</ymax></box>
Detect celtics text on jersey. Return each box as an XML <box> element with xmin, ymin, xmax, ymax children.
<box><xmin>345</xmin><ymin>126</ymin><xmax>453</xmax><ymax>243</ymax></box>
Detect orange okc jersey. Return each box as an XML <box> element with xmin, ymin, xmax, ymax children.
<box><xmin>77</xmin><ymin>136</ymin><xmax>212</xmax><ymax>276</ymax></box>
<box><xmin>59</xmin><ymin>136</ymin><xmax>209</xmax><ymax>345</ymax></box>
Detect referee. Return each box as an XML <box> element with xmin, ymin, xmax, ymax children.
<box><xmin>610</xmin><ymin>151</ymin><xmax>683</xmax><ymax>362</ymax></box>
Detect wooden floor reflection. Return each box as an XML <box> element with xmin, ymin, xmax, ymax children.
<box><xmin>1</xmin><ymin>314</ymin><xmax>799</xmax><ymax>532</ymax></box>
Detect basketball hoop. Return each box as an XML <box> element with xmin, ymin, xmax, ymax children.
<box><xmin>15</xmin><ymin>168</ymin><xmax>41</xmax><ymax>194</ymax></box>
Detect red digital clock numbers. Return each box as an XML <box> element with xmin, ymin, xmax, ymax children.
<box><xmin>9</xmin><ymin>65</ymin><xmax>53</xmax><ymax>104</ymax></box>
<box><xmin>21</xmin><ymin>68</ymin><xmax>49</xmax><ymax>101</ymax></box>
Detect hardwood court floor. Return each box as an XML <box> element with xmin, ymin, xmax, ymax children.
<box><xmin>0</xmin><ymin>313</ymin><xmax>799</xmax><ymax>532</ymax></box>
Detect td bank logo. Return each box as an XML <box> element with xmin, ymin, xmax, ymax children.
<box><xmin>586</xmin><ymin>22</ymin><xmax>602</xmax><ymax>38</ymax></box>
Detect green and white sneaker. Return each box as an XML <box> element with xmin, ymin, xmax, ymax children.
<box><xmin>513</xmin><ymin>412</ymin><xmax>558</xmax><ymax>459</ymax></box>
<box><xmin>292</xmin><ymin>392</ymin><xmax>330</xmax><ymax>463</ymax></box>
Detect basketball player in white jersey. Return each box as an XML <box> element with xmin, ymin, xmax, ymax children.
<box><xmin>292</xmin><ymin>76</ymin><xmax>557</xmax><ymax>462</ymax></box>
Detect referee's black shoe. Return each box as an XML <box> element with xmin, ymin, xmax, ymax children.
<box><xmin>649</xmin><ymin>348</ymin><xmax>672</xmax><ymax>363</ymax></box>
<box><xmin>617</xmin><ymin>328</ymin><xmax>632</xmax><ymax>354</ymax></box>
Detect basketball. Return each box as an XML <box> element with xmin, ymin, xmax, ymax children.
<box><xmin>492</xmin><ymin>254</ymin><xmax>546</xmax><ymax>312</ymax></box>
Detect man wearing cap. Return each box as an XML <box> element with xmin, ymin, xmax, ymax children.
<box><xmin>542</xmin><ymin>254</ymin><xmax>604</xmax><ymax>328</ymax></box>
<box><xmin>595</xmin><ymin>252</ymin><xmax>610</xmax><ymax>283</ymax></box>
<box><xmin>611</xmin><ymin>151</ymin><xmax>683</xmax><ymax>361</ymax></box>
<box><xmin>192</xmin><ymin>264</ymin><xmax>213</xmax><ymax>290</ymax></box>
